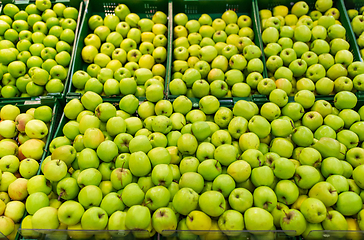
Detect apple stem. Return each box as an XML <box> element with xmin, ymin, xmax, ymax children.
<box><xmin>290</xmin><ymin>120</ymin><xmax>296</xmax><ymax>131</ymax></box>
<box><xmin>143</xmin><ymin>200</ymin><xmax>152</xmax><ymax>206</ymax></box>
<box><xmin>58</xmin><ymin>191</ymin><xmax>64</xmax><ymax>201</ymax></box>
<box><xmin>283</xmin><ymin>210</ymin><xmax>289</xmax><ymax>217</ymax></box>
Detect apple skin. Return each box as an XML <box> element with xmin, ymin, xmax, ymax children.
<box><xmin>172</xmin><ymin>187</ymin><xmax>199</xmax><ymax>215</ymax></box>
<box><xmin>32</xmin><ymin>206</ymin><xmax>59</xmax><ymax>230</ymax></box>
<box><xmin>253</xmin><ymin>186</ymin><xmax>277</xmax><ymax>212</ymax></box>
<box><xmin>280</xmin><ymin>209</ymin><xmax>307</xmax><ymax>236</ymax></box>
<box><xmin>309</xmin><ymin>181</ymin><xmax>338</xmax><ymax>207</ymax></box>
<box><xmin>199</xmin><ymin>190</ymin><xmax>226</xmax><ymax>217</ymax></box>
<box><xmin>300</xmin><ymin>198</ymin><xmax>327</xmax><ymax>223</ymax></box>
<box><xmin>57</xmin><ymin>200</ymin><xmax>85</xmax><ymax>226</ymax></box>
<box><xmin>81</xmin><ymin>207</ymin><xmax>108</xmax><ymax>230</ymax></box>
<box><xmin>335</xmin><ymin>191</ymin><xmax>363</xmax><ymax>216</ymax></box>
<box><xmin>152</xmin><ymin>207</ymin><xmax>178</xmax><ymax>236</ymax></box>
<box><xmin>244</xmin><ymin>207</ymin><xmax>274</xmax><ymax>230</ymax></box>
<box><xmin>186</xmin><ymin>210</ymin><xmax>212</xmax><ymax>235</ymax></box>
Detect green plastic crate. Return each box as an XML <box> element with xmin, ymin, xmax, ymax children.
<box><xmin>0</xmin><ymin>96</ymin><xmax>60</xmax><ymax>165</ymax></box>
<box><xmin>341</xmin><ymin>0</ymin><xmax>364</xmax><ymax>51</ymax></box>
<box><xmin>254</xmin><ymin>0</ymin><xmax>360</xmax><ymax>61</ymax></box>
<box><xmin>253</xmin><ymin>0</ymin><xmax>362</xmax><ymax>96</ymax></box>
<box><xmin>16</xmin><ymin>95</ymin><xmax>157</xmax><ymax>240</ymax></box>
<box><xmin>341</xmin><ymin>0</ymin><xmax>364</xmax><ymax>97</ymax></box>
<box><xmin>17</xmin><ymin>95</ymin><xmax>295</xmax><ymax>240</ymax></box>
<box><xmin>67</xmin><ymin>0</ymin><xmax>171</xmax><ymax>101</ymax></box>
<box><xmin>0</xmin><ymin>0</ymin><xmax>84</xmax><ymax>104</ymax></box>
<box><xmin>0</xmin><ymin>96</ymin><xmax>60</xmax><ymax>240</ymax></box>
<box><xmin>166</xmin><ymin>0</ymin><xmax>268</xmax><ymax>105</ymax></box>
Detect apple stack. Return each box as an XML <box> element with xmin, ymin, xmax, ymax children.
<box><xmin>259</xmin><ymin>0</ymin><xmax>364</xmax><ymax>96</ymax></box>
<box><xmin>169</xmin><ymin>8</ymin><xmax>265</xmax><ymax>99</ymax></box>
<box><xmin>348</xmin><ymin>5</ymin><xmax>364</xmax><ymax>60</ymax></box>
<box><xmin>12</xmin><ymin>86</ymin><xmax>364</xmax><ymax>239</ymax></box>
<box><xmin>0</xmin><ymin>101</ymin><xmax>56</xmax><ymax>239</ymax></box>
<box><xmin>0</xmin><ymin>0</ymin><xmax>80</xmax><ymax>98</ymax></box>
<box><xmin>72</xmin><ymin>3</ymin><xmax>168</xmax><ymax>102</ymax></box>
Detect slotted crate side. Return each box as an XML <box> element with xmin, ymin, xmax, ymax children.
<box><xmin>343</xmin><ymin>0</ymin><xmax>364</xmax><ymax>13</ymax></box>
<box><xmin>67</xmin><ymin>0</ymin><xmax>171</xmax><ymax>101</ymax></box>
<box><xmin>166</xmin><ymin>0</ymin><xmax>268</xmax><ymax>105</ymax></box>
<box><xmin>0</xmin><ymin>0</ymin><xmax>84</xmax><ymax>104</ymax></box>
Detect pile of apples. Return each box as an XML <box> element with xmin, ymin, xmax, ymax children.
<box><xmin>169</xmin><ymin>10</ymin><xmax>263</xmax><ymax>98</ymax></box>
<box><xmin>348</xmin><ymin>6</ymin><xmax>364</xmax><ymax>59</ymax></box>
<box><xmin>73</xmin><ymin>4</ymin><xmax>168</xmax><ymax>101</ymax></box>
<box><xmin>0</xmin><ymin>103</ymin><xmax>54</xmax><ymax>239</ymax></box>
<box><xmin>0</xmin><ymin>0</ymin><xmax>79</xmax><ymax>98</ymax></box>
<box><xmin>10</xmin><ymin>87</ymin><xmax>364</xmax><ymax>239</ymax></box>
<box><xmin>260</xmin><ymin>0</ymin><xmax>364</xmax><ymax>96</ymax></box>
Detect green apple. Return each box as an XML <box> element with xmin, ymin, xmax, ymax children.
<box><xmin>31</xmin><ymin>206</ymin><xmax>59</xmax><ymax>230</ymax></box>
<box><xmin>152</xmin><ymin>207</ymin><xmax>178</xmax><ymax>236</ymax></box>
<box><xmin>57</xmin><ymin>200</ymin><xmax>84</xmax><ymax>226</ymax></box>
<box><xmin>244</xmin><ymin>207</ymin><xmax>274</xmax><ymax>230</ymax></box>
<box><xmin>280</xmin><ymin>209</ymin><xmax>307</xmax><ymax>236</ymax></box>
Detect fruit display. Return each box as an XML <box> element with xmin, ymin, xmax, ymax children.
<box><xmin>6</xmin><ymin>87</ymin><xmax>363</xmax><ymax>239</ymax></box>
<box><xmin>70</xmin><ymin>2</ymin><xmax>168</xmax><ymax>101</ymax></box>
<box><xmin>0</xmin><ymin>99</ymin><xmax>58</xmax><ymax>239</ymax></box>
<box><xmin>258</xmin><ymin>0</ymin><xmax>364</xmax><ymax>96</ymax></box>
<box><xmin>347</xmin><ymin>3</ymin><xmax>364</xmax><ymax>59</ymax></box>
<box><xmin>0</xmin><ymin>0</ymin><xmax>81</xmax><ymax>99</ymax></box>
<box><xmin>3</xmin><ymin>0</ymin><xmax>364</xmax><ymax>238</ymax></box>
<box><xmin>168</xmin><ymin>2</ymin><xmax>266</xmax><ymax>100</ymax></box>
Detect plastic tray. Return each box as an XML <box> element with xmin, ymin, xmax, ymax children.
<box><xmin>67</xmin><ymin>0</ymin><xmax>171</xmax><ymax>101</ymax></box>
<box><xmin>0</xmin><ymin>96</ymin><xmax>60</xmax><ymax>240</ymax></box>
<box><xmin>165</xmin><ymin>0</ymin><xmax>268</xmax><ymax>105</ymax></box>
<box><xmin>0</xmin><ymin>0</ymin><xmax>84</xmax><ymax>105</ymax></box>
